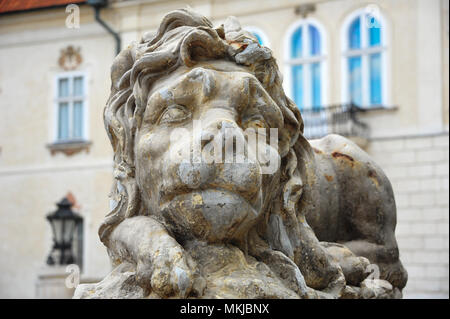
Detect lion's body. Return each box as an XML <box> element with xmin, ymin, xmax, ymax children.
<box><xmin>79</xmin><ymin>8</ymin><xmax>407</xmax><ymax>299</ymax></box>
<box><xmin>304</xmin><ymin>134</ymin><xmax>408</xmax><ymax>289</ymax></box>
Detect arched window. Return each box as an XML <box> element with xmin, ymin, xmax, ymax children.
<box><xmin>244</xmin><ymin>26</ymin><xmax>271</xmax><ymax>48</ymax></box>
<box><xmin>284</xmin><ymin>19</ymin><xmax>327</xmax><ymax>110</ymax></box>
<box><xmin>341</xmin><ymin>9</ymin><xmax>388</xmax><ymax>107</ymax></box>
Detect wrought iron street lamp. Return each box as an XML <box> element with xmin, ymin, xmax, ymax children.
<box><xmin>46</xmin><ymin>197</ymin><xmax>82</xmax><ymax>265</ymax></box>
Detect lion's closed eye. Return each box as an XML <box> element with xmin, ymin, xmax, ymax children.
<box><xmin>158</xmin><ymin>104</ymin><xmax>191</xmax><ymax>125</ymax></box>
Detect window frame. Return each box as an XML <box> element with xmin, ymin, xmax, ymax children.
<box><xmin>340</xmin><ymin>8</ymin><xmax>391</xmax><ymax>108</ymax></box>
<box><xmin>53</xmin><ymin>71</ymin><xmax>89</xmax><ymax>143</ymax></box>
<box><xmin>283</xmin><ymin>18</ymin><xmax>328</xmax><ymax>110</ymax></box>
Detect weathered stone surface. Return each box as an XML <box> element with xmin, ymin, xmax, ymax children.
<box><xmin>74</xmin><ymin>262</ymin><xmax>145</xmax><ymax>299</ymax></box>
<box><xmin>74</xmin><ymin>8</ymin><xmax>407</xmax><ymax>299</ymax></box>
<box><xmin>321</xmin><ymin>242</ymin><xmax>370</xmax><ymax>286</ymax></box>
<box><xmin>360</xmin><ymin>278</ymin><xmax>395</xmax><ymax>299</ymax></box>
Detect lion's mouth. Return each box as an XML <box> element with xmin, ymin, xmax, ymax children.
<box><xmin>159</xmin><ymin>188</ymin><xmax>261</xmax><ymax>241</ymax></box>
<box><xmin>159</xmin><ymin>182</ymin><xmax>263</xmax><ymax>211</ymax></box>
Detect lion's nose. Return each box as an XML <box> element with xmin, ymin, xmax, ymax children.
<box><xmin>176</xmin><ymin>117</ymin><xmax>254</xmax><ymax>190</ymax></box>
<box><xmin>213</xmin><ymin>120</ymin><xmax>246</xmax><ymax>163</ymax></box>
<box><xmin>196</xmin><ymin>119</ymin><xmax>243</xmax><ymax>163</ymax></box>
<box><xmin>177</xmin><ymin>161</ymin><xmax>215</xmax><ymax>189</ymax></box>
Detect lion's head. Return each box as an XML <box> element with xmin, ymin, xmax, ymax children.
<box><xmin>99</xmin><ymin>8</ymin><xmax>314</xmax><ymax>262</ymax></box>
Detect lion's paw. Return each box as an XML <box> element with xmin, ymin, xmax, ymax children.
<box><xmin>136</xmin><ymin>245</ymin><xmax>205</xmax><ymax>298</ymax></box>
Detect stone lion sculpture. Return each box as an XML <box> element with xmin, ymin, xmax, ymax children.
<box><xmin>74</xmin><ymin>9</ymin><xmax>407</xmax><ymax>299</ymax></box>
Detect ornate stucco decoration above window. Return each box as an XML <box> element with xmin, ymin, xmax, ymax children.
<box><xmin>58</xmin><ymin>46</ymin><xmax>82</xmax><ymax>71</ymax></box>
<box><xmin>295</xmin><ymin>4</ymin><xmax>315</xmax><ymax>18</ymax></box>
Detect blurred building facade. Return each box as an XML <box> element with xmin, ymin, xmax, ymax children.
<box><xmin>0</xmin><ymin>0</ymin><xmax>448</xmax><ymax>298</ymax></box>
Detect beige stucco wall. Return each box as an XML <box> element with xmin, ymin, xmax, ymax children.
<box><xmin>0</xmin><ymin>0</ymin><xmax>448</xmax><ymax>298</ymax></box>
<box><xmin>0</xmin><ymin>6</ymin><xmax>116</xmax><ymax>298</ymax></box>
<box><xmin>0</xmin><ymin>169</ymin><xmax>112</xmax><ymax>298</ymax></box>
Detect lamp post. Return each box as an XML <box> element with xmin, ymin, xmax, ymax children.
<box><xmin>46</xmin><ymin>197</ymin><xmax>82</xmax><ymax>265</ymax></box>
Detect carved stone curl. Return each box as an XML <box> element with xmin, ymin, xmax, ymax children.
<box><xmin>74</xmin><ymin>9</ymin><xmax>407</xmax><ymax>299</ymax></box>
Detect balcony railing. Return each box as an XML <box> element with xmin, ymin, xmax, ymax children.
<box><xmin>301</xmin><ymin>103</ymin><xmax>370</xmax><ymax>140</ymax></box>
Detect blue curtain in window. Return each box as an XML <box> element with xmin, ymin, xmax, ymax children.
<box><xmin>292</xmin><ymin>65</ymin><xmax>303</xmax><ymax>109</ymax></box>
<box><xmin>369</xmin><ymin>53</ymin><xmax>382</xmax><ymax>105</ymax></box>
<box><xmin>311</xmin><ymin>63</ymin><xmax>321</xmax><ymax>109</ymax></box>
<box><xmin>348</xmin><ymin>56</ymin><xmax>362</xmax><ymax>106</ymax></box>
<box><xmin>291</xmin><ymin>28</ymin><xmax>302</xmax><ymax>59</ymax></box>
<box><xmin>348</xmin><ymin>18</ymin><xmax>361</xmax><ymax>49</ymax></box>
<box><xmin>309</xmin><ymin>25</ymin><xmax>321</xmax><ymax>56</ymax></box>
<box><xmin>348</xmin><ymin>17</ymin><xmax>362</xmax><ymax>106</ymax></box>
<box><xmin>291</xmin><ymin>27</ymin><xmax>303</xmax><ymax>108</ymax></box>
<box><xmin>368</xmin><ymin>17</ymin><xmax>382</xmax><ymax>105</ymax></box>
<box><xmin>367</xmin><ymin>16</ymin><xmax>381</xmax><ymax>47</ymax></box>
<box><xmin>309</xmin><ymin>25</ymin><xmax>321</xmax><ymax>109</ymax></box>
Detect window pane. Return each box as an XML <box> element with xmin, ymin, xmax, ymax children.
<box><xmin>292</xmin><ymin>65</ymin><xmax>303</xmax><ymax>109</ymax></box>
<box><xmin>368</xmin><ymin>17</ymin><xmax>381</xmax><ymax>47</ymax></box>
<box><xmin>73</xmin><ymin>101</ymin><xmax>84</xmax><ymax>139</ymax></box>
<box><xmin>73</xmin><ymin>76</ymin><xmax>84</xmax><ymax>96</ymax></box>
<box><xmin>58</xmin><ymin>78</ymin><xmax>69</xmax><ymax>98</ymax></box>
<box><xmin>58</xmin><ymin>102</ymin><xmax>69</xmax><ymax>140</ymax></box>
<box><xmin>348</xmin><ymin>56</ymin><xmax>362</xmax><ymax>106</ymax></box>
<box><xmin>370</xmin><ymin>53</ymin><xmax>382</xmax><ymax>105</ymax></box>
<box><xmin>291</xmin><ymin>27</ymin><xmax>303</xmax><ymax>58</ymax></box>
<box><xmin>309</xmin><ymin>25</ymin><xmax>321</xmax><ymax>56</ymax></box>
<box><xmin>311</xmin><ymin>63</ymin><xmax>321</xmax><ymax>108</ymax></box>
<box><xmin>348</xmin><ymin>17</ymin><xmax>361</xmax><ymax>49</ymax></box>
